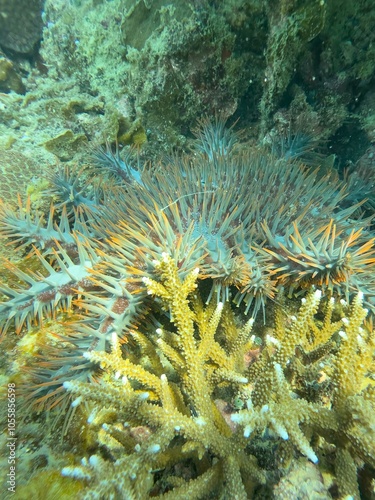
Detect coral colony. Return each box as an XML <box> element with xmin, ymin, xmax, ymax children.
<box><xmin>1</xmin><ymin>119</ymin><xmax>375</xmax><ymax>498</ymax></box>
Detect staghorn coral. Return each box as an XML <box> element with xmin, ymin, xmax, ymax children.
<box><xmin>62</xmin><ymin>253</ymin><xmax>266</xmax><ymax>498</ymax></box>
<box><xmin>60</xmin><ymin>255</ymin><xmax>375</xmax><ymax>498</ymax></box>
<box><xmin>233</xmin><ymin>290</ymin><xmax>375</xmax><ymax>498</ymax></box>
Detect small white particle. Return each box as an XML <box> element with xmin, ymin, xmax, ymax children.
<box><xmin>266</xmin><ymin>335</ymin><xmax>280</xmax><ymax>347</ymax></box>
<box><xmin>61</xmin><ymin>467</ymin><xmax>90</xmax><ymax>480</ymax></box>
<box><xmin>111</xmin><ymin>331</ymin><xmax>118</xmax><ymax>344</ymax></box>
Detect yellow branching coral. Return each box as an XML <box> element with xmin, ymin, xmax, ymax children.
<box><xmin>329</xmin><ymin>292</ymin><xmax>375</xmax><ymax>498</ymax></box>
<box><xmin>64</xmin><ymin>253</ymin><xmax>265</xmax><ymax>499</ymax></box>
<box><xmin>62</xmin><ymin>255</ymin><xmax>375</xmax><ymax>499</ymax></box>
<box><xmin>231</xmin><ymin>294</ymin><xmax>338</xmax><ymax>468</ymax></box>
<box><xmin>233</xmin><ymin>289</ymin><xmax>375</xmax><ymax>499</ymax></box>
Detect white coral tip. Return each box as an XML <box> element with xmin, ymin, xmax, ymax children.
<box><xmin>89</xmin><ymin>455</ymin><xmax>100</xmax><ymax>467</ymax></box>
<box><xmin>71</xmin><ymin>396</ymin><xmax>82</xmax><ymax>407</ymax></box>
<box><xmin>61</xmin><ymin>467</ymin><xmax>90</xmax><ymax>480</ymax></box>
<box><xmin>147</xmin><ymin>444</ymin><xmax>161</xmax><ymax>454</ymax></box>
<box><xmin>314</xmin><ymin>289</ymin><xmax>322</xmax><ymax>299</ymax></box>
<box><xmin>244</xmin><ymin>425</ymin><xmax>253</xmax><ymax>438</ymax></box>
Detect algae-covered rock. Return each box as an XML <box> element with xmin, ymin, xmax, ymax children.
<box><xmin>0</xmin><ymin>0</ymin><xmax>43</xmax><ymax>54</ymax></box>
<box><xmin>273</xmin><ymin>458</ymin><xmax>331</xmax><ymax>500</ymax></box>
<box><xmin>43</xmin><ymin>130</ymin><xmax>88</xmax><ymax>161</ymax></box>
<box><xmin>259</xmin><ymin>0</ymin><xmax>326</xmax><ymax>134</ymax></box>
<box><xmin>0</xmin><ymin>54</ymin><xmax>25</xmax><ymax>94</ymax></box>
<box><xmin>0</xmin><ymin>0</ymin><xmax>372</xmax><ymax>165</ymax></box>
<box><xmin>264</xmin><ymin>0</ymin><xmax>375</xmax><ymax>144</ymax></box>
<box><xmin>40</xmin><ymin>0</ymin><xmax>265</xmax><ymax>151</ymax></box>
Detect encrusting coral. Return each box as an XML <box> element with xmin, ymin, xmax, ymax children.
<box><xmin>0</xmin><ymin>119</ymin><xmax>375</xmax><ymax>497</ymax></box>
